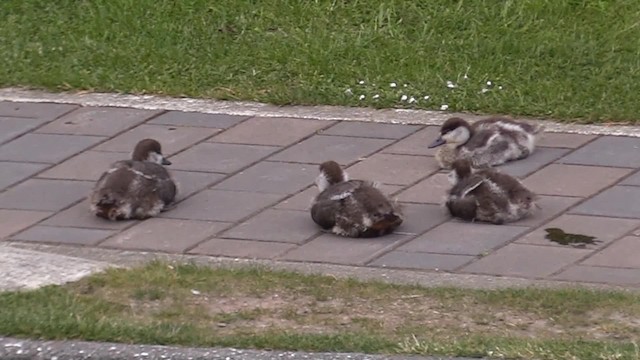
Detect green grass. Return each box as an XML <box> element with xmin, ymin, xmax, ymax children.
<box><xmin>1</xmin><ymin>0</ymin><xmax>640</xmax><ymax>123</ymax></box>
<box><xmin>1</xmin><ymin>261</ymin><xmax>640</xmax><ymax>359</ymax></box>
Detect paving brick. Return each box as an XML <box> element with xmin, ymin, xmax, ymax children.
<box><xmin>516</xmin><ymin>215</ymin><xmax>638</xmax><ymax>248</ymax></box>
<box><xmin>515</xmin><ymin>195</ymin><xmax>582</xmax><ymax>227</ymax></box>
<box><xmin>280</xmin><ymin>233</ymin><xmax>407</xmax><ymax>265</ymax></box>
<box><xmin>322</xmin><ymin>121</ymin><xmax>421</xmax><ymax>139</ymax></box>
<box><xmin>172</xmin><ymin>171</ymin><xmax>224</xmax><ymax>201</ymax></box>
<box><xmin>557</xmin><ymin>136</ymin><xmax>640</xmax><ymax>168</ymax></box>
<box><xmin>0</xmin><ymin>209</ymin><xmax>50</xmax><ymax>240</ymax></box>
<box><xmin>94</xmin><ymin>124</ymin><xmax>219</xmax><ymax>155</ymax></box>
<box><xmin>38</xmin><ymin>151</ymin><xmax>125</xmax><ymax>181</ymax></box>
<box><xmin>571</xmin><ymin>186</ymin><xmax>640</xmax><ymax>219</ymax></box>
<box><xmin>149</xmin><ymin>111</ymin><xmax>248</xmax><ymax>128</ymax></box>
<box><xmin>269</xmin><ymin>135</ymin><xmax>393</xmax><ymax>165</ymax></box>
<box><xmin>274</xmin><ymin>187</ymin><xmax>317</xmax><ymax>211</ymax></box>
<box><xmin>499</xmin><ymin>148</ymin><xmax>570</xmax><ymax>178</ymax></box>
<box><xmin>12</xmin><ymin>225</ymin><xmax>115</xmax><ymax>246</ymax></box>
<box><xmin>461</xmin><ymin>243</ymin><xmax>590</xmax><ymax>278</ymax></box>
<box><xmin>214</xmin><ymin>162</ymin><xmax>315</xmax><ymax>194</ymax></box>
<box><xmin>221</xmin><ymin>209</ymin><xmax>319</xmax><ymax>244</ymax></box>
<box><xmin>100</xmin><ymin>218</ymin><xmax>227</xmax><ymax>253</ymax></box>
<box><xmin>189</xmin><ymin>238</ymin><xmax>295</xmax><ymax>259</ymax></box>
<box><xmin>211</xmin><ymin>117</ymin><xmax>330</xmax><ymax>146</ymax></box>
<box><xmin>619</xmin><ymin>171</ymin><xmax>640</xmax><ymax>186</ymax></box>
<box><xmin>160</xmin><ymin>189</ymin><xmax>282</xmax><ymax>222</ymax></box>
<box><xmin>42</xmin><ymin>202</ymin><xmax>138</xmax><ymax>230</ymax></box>
<box><xmin>536</xmin><ymin>133</ymin><xmax>597</xmax><ymax>149</ymax></box>
<box><xmin>395</xmin><ymin>173</ymin><xmax>451</xmax><ymax>204</ymax></box>
<box><xmin>381</xmin><ymin>126</ymin><xmax>441</xmax><ymax>156</ymax></box>
<box><xmin>0</xmin><ymin>162</ymin><xmax>47</xmax><ymax>190</ymax></box>
<box><xmin>0</xmin><ymin>102</ymin><xmax>77</xmax><ymax>121</ymax></box>
<box><xmin>0</xmin><ymin>117</ymin><xmax>50</xmax><ymax>144</ymax></box>
<box><xmin>582</xmin><ymin>236</ymin><xmax>640</xmax><ymax>268</ymax></box>
<box><xmin>0</xmin><ymin>133</ymin><xmax>105</xmax><ymax>163</ymax></box>
<box><xmin>0</xmin><ymin>179</ymin><xmax>93</xmax><ymax>211</ymax></box>
<box><xmin>345</xmin><ymin>154</ymin><xmax>438</xmax><ymax>185</ymax></box>
<box><xmin>37</xmin><ymin>107</ymin><xmax>160</xmax><ymax>136</ymax></box>
<box><xmin>399</xmin><ymin>221</ymin><xmax>527</xmax><ymax>255</ymax></box>
<box><xmin>523</xmin><ymin>164</ymin><xmax>631</xmax><ymax>197</ymax></box>
<box><xmin>369</xmin><ymin>251</ymin><xmax>474</xmax><ymax>271</ymax></box>
<box><xmin>395</xmin><ymin>203</ymin><xmax>449</xmax><ymax>235</ymax></box>
<box><xmin>552</xmin><ymin>265</ymin><xmax>640</xmax><ymax>286</ymax></box>
<box><xmin>169</xmin><ymin>143</ymin><xmax>279</xmax><ymax>173</ymax></box>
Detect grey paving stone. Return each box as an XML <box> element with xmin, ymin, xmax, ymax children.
<box><xmin>536</xmin><ymin>133</ymin><xmax>597</xmax><ymax>149</ymax></box>
<box><xmin>172</xmin><ymin>171</ymin><xmax>225</xmax><ymax>201</ymax></box>
<box><xmin>523</xmin><ymin>164</ymin><xmax>631</xmax><ymax>197</ymax></box>
<box><xmin>94</xmin><ymin>124</ymin><xmax>220</xmax><ymax>155</ymax></box>
<box><xmin>269</xmin><ymin>135</ymin><xmax>393</xmax><ymax>165</ymax></box>
<box><xmin>37</xmin><ymin>107</ymin><xmax>160</xmax><ymax>136</ymax></box>
<box><xmin>214</xmin><ymin>161</ymin><xmax>316</xmax><ymax>194</ymax></box>
<box><xmin>557</xmin><ymin>136</ymin><xmax>640</xmax><ymax>168</ymax></box>
<box><xmin>274</xmin><ymin>187</ymin><xmax>317</xmax><ymax>211</ymax></box>
<box><xmin>345</xmin><ymin>153</ymin><xmax>438</xmax><ymax>185</ymax></box>
<box><xmin>0</xmin><ymin>117</ymin><xmax>50</xmax><ymax>144</ymax></box>
<box><xmin>189</xmin><ymin>238</ymin><xmax>295</xmax><ymax>259</ymax></box>
<box><xmin>499</xmin><ymin>147</ymin><xmax>570</xmax><ymax>178</ymax></box>
<box><xmin>552</xmin><ymin>265</ymin><xmax>640</xmax><ymax>286</ymax></box>
<box><xmin>169</xmin><ymin>143</ymin><xmax>279</xmax><ymax>173</ymax></box>
<box><xmin>515</xmin><ymin>195</ymin><xmax>582</xmax><ymax>227</ymax></box>
<box><xmin>0</xmin><ymin>101</ymin><xmax>77</xmax><ymax>121</ymax></box>
<box><xmin>322</xmin><ymin>121</ymin><xmax>421</xmax><ymax>139</ymax></box>
<box><xmin>0</xmin><ymin>179</ymin><xmax>93</xmax><ymax>211</ymax></box>
<box><xmin>0</xmin><ymin>209</ymin><xmax>50</xmax><ymax>240</ymax></box>
<box><xmin>38</xmin><ymin>151</ymin><xmax>126</xmax><ymax>181</ymax></box>
<box><xmin>221</xmin><ymin>209</ymin><xmax>319</xmax><ymax>244</ymax></box>
<box><xmin>100</xmin><ymin>218</ymin><xmax>228</xmax><ymax>253</ymax></box>
<box><xmin>210</xmin><ymin>117</ymin><xmax>331</xmax><ymax>146</ymax></box>
<box><xmin>619</xmin><ymin>171</ymin><xmax>640</xmax><ymax>186</ymax></box>
<box><xmin>369</xmin><ymin>251</ymin><xmax>475</xmax><ymax>271</ymax></box>
<box><xmin>398</xmin><ymin>221</ymin><xmax>528</xmax><ymax>255</ymax></box>
<box><xmin>42</xmin><ymin>202</ymin><xmax>138</xmax><ymax>230</ymax></box>
<box><xmin>581</xmin><ymin>236</ymin><xmax>640</xmax><ymax>268</ymax></box>
<box><xmin>0</xmin><ymin>162</ymin><xmax>47</xmax><ymax>189</ymax></box>
<box><xmin>0</xmin><ymin>133</ymin><xmax>105</xmax><ymax>164</ymax></box>
<box><xmin>160</xmin><ymin>189</ymin><xmax>283</xmax><ymax>222</ymax></box>
<box><xmin>149</xmin><ymin>111</ymin><xmax>249</xmax><ymax>128</ymax></box>
<box><xmin>571</xmin><ymin>186</ymin><xmax>640</xmax><ymax>219</ymax></box>
<box><xmin>395</xmin><ymin>203</ymin><xmax>449</xmax><ymax>235</ymax></box>
<box><xmin>12</xmin><ymin>225</ymin><xmax>115</xmax><ymax>246</ymax></box>
<box><xmin>381</xmin><ymin>126</ymin><xmax>441</xmax><ymax>156</ymax></box>
<box><xmin>395</xmin><ymin>172</ymin><xmax>450</xmax><ymax>204</ymax></box>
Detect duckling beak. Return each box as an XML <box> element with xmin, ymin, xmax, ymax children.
<box><xmin>428</xmin><ymin>137</ymin><xmax>446</xmax><ymax>148</ymax></box>
<box><xmin>161</xmin><ymin>157</ymin><xmax>172</xmax><ymax>166</ymax></box>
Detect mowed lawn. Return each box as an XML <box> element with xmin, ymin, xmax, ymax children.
<box><xmin>1</xmin><ymin>0</ymin><xmax>640</xmax><ymax>122</ymax></box>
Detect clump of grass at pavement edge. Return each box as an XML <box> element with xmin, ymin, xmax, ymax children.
<box><xmin>0</xmin><ymin>260</ymin><xmax>639</xmax><ymax>359</ymax></box>
<box><xmin>1</xmin><ymin>0</ymin><xmax>640</xmax><ymax>123</ymax></box>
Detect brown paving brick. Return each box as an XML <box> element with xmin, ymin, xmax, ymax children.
<box><xmin>0</xmin><ymin>133</ymin><xmax>105</xmax><ymax>163</ymax></box>
<box><xmin>369</xmin><ymin>251</ymin><xmax>474</xmax><ymax>271</ymax></box>
<box><xmin>211</xmin><ymin>117</ymin><xmax>331</xmax><ymax>146</ymax></box>
<box><xmin>37</xmin><ymin>107</ymin><xmax>160</xmax><ymax>136</ymax></box>
<box><xmin>395</xmin><ymin>173</ymin><xmax>450</xmax><ymax>204</ymax></box>
<box><xmin>620</xmin><ymin>171</ymin><xmax>640</xmax><ymax>186</ymax></box>
<box><xmin>552</xmin><ymin>265</ymin><xmax>640</xmax><ymax>286</ymax></box>
<box><xmin>396</xmin><ymin>203</ymin><xmax>449</xmax><ymax>235</ymax></box>
<box><xmin>101</xmin><ymin>218</ymin><xmax>227</xmax><ymax>253</ymax></box>
<box><xmin>523</xmin><ymin>164</ymin><xmax>631</xmax><ymax>197</ymax></box>
<box><xmin>571</xmin><ymin>186</ymin><xmax>640</xmax><ymax>219</ymax></box>
<box><xmin>322</xmin><ymin>121</ymin><xmax>421</xmax><ymax>139</ymax></box>
<box><xmin>12</xmin><ymin>225</ymin><xmax>115</xmax><ymax>246</ymax></box>
<box><xmin>172</xmin><ymin>171</ymin><xmax>224</xmax><ymax>201</ymax></box>
<box><xmin>582</xmin><ymin>236</ymin><xmax>640</xmax><ymax>268</ymax></box>
<box><xmin>399</xmin><ymin>221</ymin><xmax>527</xmax><ymax>255</ymax></box>
<box><xmin>274</xmin><ymin>187</ymin><xmax>317</xmax><ymax>211</ymax></box>
<box><xmin>0</xmin><ymin>209</ymin><xmax>50</xmax><ymax>240</ymax></box>
<box><xmin>214</xmin><ymin>162</ymin><xmax>315</xmax><ymax>194</ymax></box>
<box><xmin>557</xmin><ymin>136</ymin><xmax>640</xmax><ymax>168</ymax></box>
<box><xmin>515</xmin><ymin>195</ymin><xmax>582</xmax><ymax>227</ymax></box>
<box><xmin>149</xmin><ymin>111</ymin><xmax>249</xmax><ymax>128</ymax></box>
<box><xmin>461</xmin><ymin>243</ymin><xmax>591</xmax><ymax>278</ymax></box>
<box><xmin>221</xmin><ymin>209</ymin><xmax>319</xmax><ymax>244</ymax></box>
<box><xmin>345</xmin><ymin>154</ymin><xmax>438</xmax><ymax>185</ymax></box>
<box><xmin>381</xmin><ymin>126</ymin><xmax>440</xmax><ymax>156</ymax></box>
<box><xmin>169</xmin><ymin>143</ymin><xmax>279</xmax><ymax>173</ymax></box>
<box><xmin>536</xmin><ymin>133</ymin><xmax>597</xmax><ymax>149</ymax></box>
<box><xmin>38</xmin><ymin>151</ymin><xmax>125</xmax><ymax>181</ymax></box>
<box><xmin>0</xmin><ymin>162</ymin><xmax>48</xmax><ymax>189</ymax></box>
<box><xmin>0</xmin><ymin>117</ymin><xmax>50</xmax><ymax>144</ymax></box>
<box><xmin>0</xmin><ymin>102</ymin><xmax>77</xmax><ymax>121</ymax></box>
<box><xmin>0</xmin><ymin>179</ymin><xmax>93</xmax><ymax>211</ymax></box>
<box><xmin>499</xmin><ymin>148</ymin><xmax>570</xmax><ymax>178</ymax></box>
<box><xmin>94</xmin><ymin>124</ymin><xmax>219</xmax><ymax>155</ymax></box>
<box><xmin>42</xmin><ymin>202</ymin><xmax>138</xmax><ymax>230</ymax></box>
<box><xmin>280</xmin><ymin>233</ymin><xmax>407</xmax><ymax>265</ymax></box>
<box><xmin>516</xmin><ymin>215</ymin><xmax>638</xmax><ymax>248</ymax></box>
<box><xmin>189</xmin><ymin>238</ymin><xmax>295</xmax><ymax>259</ymax></box>
<box><xmin>269</xmin><ymin>135</ymin><xmax>393</xmax><ymax>165</ymax></box>
<box><xmin>160</xmin><ymin>189</ymin><xmax>282</xmax><ymax>222</ymax></box>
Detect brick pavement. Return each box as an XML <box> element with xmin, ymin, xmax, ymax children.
<box><xmin>1</xmin><ymin>100</ymin><xmax>639</xmax><ymax>287</ymax></box>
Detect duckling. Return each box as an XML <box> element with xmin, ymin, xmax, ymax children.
<box><xmin>310</xmin><ymin>161</ymin><xmax>403</xmax><ymax>238</ymax></box>
<box><xmin>428</xmin><ymin>117</ymin><xmax>544</xmax><ymax>169</ymax></box>
<box><xmin>90</xmin><ymin>138</ymin><xmax>177</xmax><ymax>221</ymax></box>
<box><xmin>445</xmin><ymin>159</ymin><xmax>537</xmax><ymax>224</ymax></box>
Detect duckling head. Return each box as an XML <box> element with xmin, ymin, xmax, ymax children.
<box><xmin>131</xmin><ymin>138</ymin><xmax>171</xmax><ymax>165</ymax></box>
<box><xmin>428</xmin><ymin>117</ymin><xmax>472</xmax><ymax>149</ymax></box>
<box><xmin>316</xmin><ymin>160</ymin><xmax>348</xmax><ymax>192</ymax></box>
<box><xmin>448</xmin><ymin>158</ymin><xmax>474</xmax><ymax>185</ymax></box>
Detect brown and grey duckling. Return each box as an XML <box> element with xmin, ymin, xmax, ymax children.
<box><xmin>310</xmin><ymin>161</ymin><xmax>403</xmax><ymax>237</ymax></box>
<box><xmin>90</xmin><ymin>138</ymin><xmax>177</xmax><ymax>221</ymax></box>
<box><xmin>445</xmin><ymin>159</ymin><xmax>538</xmax><ymax>225</ymax></box>
<box><xmin>428</xmin><ymin>117</ymin><xmax>544</xmax><ymax>169</ymax></box>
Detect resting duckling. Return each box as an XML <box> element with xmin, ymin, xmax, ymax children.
<box><xmin>90</xmin><ymin>138</ymin><xmax>177</xmax><ymax>221</ymax></box>
<box><xmin>310</xmin><ymin>161</ymin><xmax>403</xmax><ymax>237</ymax></box>
<box><xmin>428</xmin><ymin>117</ymin><xmax>544</xmax><ymax>169</ymax></box>
<box><xmin>445</xmin><ymin>159</ymin><xmax>537</xmax><ymax>224</ymax></box>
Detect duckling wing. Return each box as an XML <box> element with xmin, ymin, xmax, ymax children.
<box><xmin>311</xmin><ymin>180</ymin><xmax>365</xmax><ymax>230</ymax></box>
<box><xmin>128</xmin><ymin>162</ymin><xmax>177</xmax><ymax>205</ymax></box>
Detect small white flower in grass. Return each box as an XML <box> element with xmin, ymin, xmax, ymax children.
<box><xmin>440</xmin><ymin>104</ymin><xmax>449</xmax><ymax>110</ymax></box>
<box><xmin>390</xmin><ymin>82</ymin><xmax>397</xmax><ymax>88</ymax></box>
<box><xmin>481</xmin><ymin>88</ymin><xmax>490</xmax><ymax>94</ymax></box>
<box><xmin>344</xmin><ymin>88</ymin><xmax>353</xmax><ymax>95</ymax></box>
<box><xmin>486</xmin><ymin>80</ymin><xmax>493</xmax><ymax>86</ymax></box>
<box><xmin>498</xmin><ymin>85</ymin><xmax>503</xmax><ymax>90</ymax></box>
<box><xmin>359</xmin><ymin>94</ymin><xmax>366</xmax><ymax>100</ymax></box>
<box><xmin>463</xmin><ymin>74</ymin><xmax>469</xmax><ymax>80</ymax></box>
<box><xmin>191</xmin><ymin>289</ymin><xmax>201</xmax><ymax>295</ymax></box>
<box><xmin>358</xmin><ymin>80</ymin><xmax>365</xmax><ymax>85</ymax></box>
<box><xmin>372</xmin><ymin>94</ymin><xmax>380</xmax><ymax>99</ymax></box>
<box><xmin>423</xmin><ymin>95</ymin><xmax>430</xmax><ymax>100</ymax></box>
<box><xmin>408</xmin><ymin>97</ymin><xmax>416</xmax><ymax>104</ymax></box>
<box><xmin>400</xmin><ymin>94</ymin><xmax>408</xmax><ymax>101</ymax></box>
<box><xmin>403</xmin><ymin>84</ymin><xmax>408</xmax><ymax>87</ymax></box>
<box><xmin>446</xmin><ymin>81</ymin><xmax>457</xmax><ymax>88</ymax></box>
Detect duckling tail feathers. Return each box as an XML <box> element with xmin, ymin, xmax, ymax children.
<box><xmin>371</xmin><ymin>212</ymin><xmax>403</xmax><ymax>232</ymax></box>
